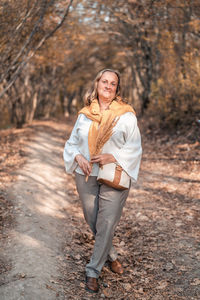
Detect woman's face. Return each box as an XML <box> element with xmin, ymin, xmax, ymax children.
<box><xmin>97</xmin><ymin>71</ymin><xmax>118</xmax><ymax>102</ymax></box>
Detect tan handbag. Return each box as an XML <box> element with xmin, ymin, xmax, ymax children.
<box><xmin>97</xmin><ymin>163</ymin><xmax>130</xmax><ymax>190</ymax></box>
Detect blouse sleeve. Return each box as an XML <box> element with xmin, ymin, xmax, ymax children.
<box><xmin>112</xmin><ymin>113</ymin><xmax>142</xmax><ymax>182</ymax></box>
<box><xmin>63</xmin><ymin>115</ymin><xmax>81</xmax><ymax>174</ymax></box>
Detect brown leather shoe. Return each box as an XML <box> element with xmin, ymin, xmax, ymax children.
<box><xmin>85</xmin><ymin>276</ymin><xmax>99</xmax><ymax>293</ymax></box>
<box><xmin>110</xmin><ymin>259</ymin><xmax>124</xmax><ymax>274</ymax></box>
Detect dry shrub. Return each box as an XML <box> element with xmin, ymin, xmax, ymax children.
<box><xmin>147</xmin><ymin>76</ymin><xmax>200</xmax><ymax>130</ymax></box>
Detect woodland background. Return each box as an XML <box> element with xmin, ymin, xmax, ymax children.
<box><xmin>0</xmin><ymin>1</ymin><xmax>200</xmax><ymax>299</ymax></box>
<box><xmin>0</xmin><ymin>0</ymin><xmax>200</xmax><ymax>131</ymax></box>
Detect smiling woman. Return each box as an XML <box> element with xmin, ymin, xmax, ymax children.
<box><xmin>63</xmin><ymin>68</ymin><xmax>142</xmax><ymax>293</ymax></box>
<box><xmin>84</xmin><ymin>69</ymin><xmax>122</xmax><ymax>107</ymax></box>
<box><xmin>97</xmin><ymin>71</ymin><xmax>118</xmax><ymax>109</ymax></box>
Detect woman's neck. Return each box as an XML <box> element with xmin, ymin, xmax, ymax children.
<box><xmin>99</xmin><ymin>98</ymin><xmax>112</xmax><ymax>111</ymax></box>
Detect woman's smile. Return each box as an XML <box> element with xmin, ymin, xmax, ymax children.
<box><xmin>97</xmin><ymin>71</ymin><xmax>118</xmax><ymax>103</ymax></box>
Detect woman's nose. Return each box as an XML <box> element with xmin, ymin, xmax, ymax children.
<box><xmin>105</xmin><ymin>83</ymin><xmax>112</xmax><ymax>89</ymax></box>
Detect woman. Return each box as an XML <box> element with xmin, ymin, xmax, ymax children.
<box><xmin>63</xmin><ymin>69</ymin><xmax>142</xmax><ymax>293</ymax></box>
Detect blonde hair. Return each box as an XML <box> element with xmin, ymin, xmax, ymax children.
<box><xmin>84</xmin><ymin>68</ymin><xmax>124</xmax><ymax>106</ymax></box>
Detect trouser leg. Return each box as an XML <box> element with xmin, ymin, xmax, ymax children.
<box><xmin>86</xmin><ymin>183</ymin><xmax>129</xmax><ymax>278</ymax></box>
<box><xmin>75</xmin><ymin>174</ymin><xmax>118</xmax><ymax>257</ymax></box>
<box><xmin>75</xmin><ymin>173</ymin><xmax>117</xmax><ymax>253</ymax></box>
<box><xmin>75</xmin><ymin>173</ymin><xmax>129</xmax><ymax>278</ymax></box>
<box><xmin>75</xmin><ymin>173</ymin><xmax>99</xmax><ymax>235</ymax></box>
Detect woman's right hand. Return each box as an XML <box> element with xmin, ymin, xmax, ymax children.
<box><xmin>75</xmin><ymin>154</ymin><xmax>92</xmax><ymax>176</ymax></box>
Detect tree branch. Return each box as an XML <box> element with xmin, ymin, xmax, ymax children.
<box><xmin>0</xmin><ymin>0</ymin><xmax>73</xmax><ymax>99</ymax></box>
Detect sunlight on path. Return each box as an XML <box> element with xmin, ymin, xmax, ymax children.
<box><xmin>0</xmin><ymin>127</ymin><xmax>71</xmax><ymax>300</ymax></box>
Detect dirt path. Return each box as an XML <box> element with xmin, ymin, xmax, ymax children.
<box><xmin>0</xmin><ymin>120</ymin><xmax>200</xmax><ymax>300</ymax></box>
<box><xmin>0</xmin><ymin>122</ymin><xmax>73</xmax><ymax>299</ymax></box>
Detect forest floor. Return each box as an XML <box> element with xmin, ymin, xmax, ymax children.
<box><xmin>0</xmin><ymin>117</ymin><xmax>200</xmax><ymax>300</ymax></box>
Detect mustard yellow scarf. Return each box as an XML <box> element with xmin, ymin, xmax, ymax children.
<box><xmin>79</xmin><ymin>99</ymin><xmax>135</xmax><ymax>158</ymax></box>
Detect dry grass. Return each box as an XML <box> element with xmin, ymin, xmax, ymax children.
<box><xmin>93</xmin><ymin>115</ymin><xmax>119</xmax><ymax>157</ymax></box>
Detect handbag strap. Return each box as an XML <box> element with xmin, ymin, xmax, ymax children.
<box><xmin>113</xmin><ymin>165</ymin><xmax>123</xmax><ymax>186</ymax></box>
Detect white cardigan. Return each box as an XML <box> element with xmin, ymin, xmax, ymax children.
<box><xmin>63</xmin><ymin>112</ymin><xmax>142</xmax><ymax>182</ymax></box>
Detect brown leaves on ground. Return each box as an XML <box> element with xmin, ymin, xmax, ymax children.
<box><xmin>0</xmin><ymin>125</ymin><xmax>34</xmax><ymax>277</ymax></box>
<box><xmin>0</xmin><ymin>126</ymin><xmax>35</xmax><ymax>233</ymax></box>
<box><xmin>59</xmin><ymin>120</ymin><xmax>200</xmax><ymax>299</ymax></box>
<box><xmin>0</xmin><ymin>126</ymin><xmax>34</xmax><ymax>189</ymax></box>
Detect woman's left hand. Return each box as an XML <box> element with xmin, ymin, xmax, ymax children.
<box><xmin>90</xmin><ymin>153</ymin><xmax>116</xmax><ymax>166</ymax></box>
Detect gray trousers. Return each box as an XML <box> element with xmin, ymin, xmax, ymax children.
<box><xmin>75</xmin><ymin>173</ymin><xmax>129</xmax><ymax>278</ymax></box>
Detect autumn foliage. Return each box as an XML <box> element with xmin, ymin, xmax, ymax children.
<box><xmin>0</xmin><ymin>0</ymin><xmax>199</xmax><ymax>131</ymax></box>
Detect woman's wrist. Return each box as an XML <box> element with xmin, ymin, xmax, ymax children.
<box><xmin>109</xmin><ymin>154</ymin><xmax>116</xmax><ymax>163</ymax></box>
<box><xmin>75</xmin><ymin>154</ymin><xmax>82</xmax><ymax>162</ymax></box>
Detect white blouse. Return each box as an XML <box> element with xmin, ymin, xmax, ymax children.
<box><xmin>63</xmin><ymin>112</ymin><xmax>142</xmax><ymax>182</ymax></box>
